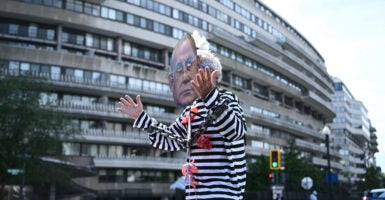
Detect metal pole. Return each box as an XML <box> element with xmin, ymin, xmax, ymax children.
<box><xmin>20</xmin><ymin>139</ymin><xmax>27</xmax><ymax>200</ymax></box>
<box><xmin>326</xmin><ymin>134</ymin><xmax>333</xmax><ymax>200</ymax></box>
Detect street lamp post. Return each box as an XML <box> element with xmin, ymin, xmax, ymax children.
<box><xmin>322</xmin><ymin>126</ymin><xmax>333</xmax><ymax>200</ymax></box>
<box><xmin>20</xmin><ymin>137</ymin><xmax>28</xmax><ymax>200</ymax></box>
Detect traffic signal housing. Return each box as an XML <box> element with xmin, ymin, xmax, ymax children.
<box><xmin>270</xmin><ymin>149</ymin><xmax>281</xmax><ymax>170</ymax></box>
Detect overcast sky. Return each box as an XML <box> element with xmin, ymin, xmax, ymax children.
<box><xmin>259</xmin><ymin>0</ymin><xmax>385</xmax><ymax>171</ymax></box>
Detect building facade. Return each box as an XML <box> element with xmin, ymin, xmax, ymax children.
<box><xmin>0</xmin><ymin>0</ymin><xmax>346</xmax><ymax>198</ymax></box>
<box><xmin>329</xmin><ymin>77</ymin><xmax>378</xmax><ymax>184</ymax></box>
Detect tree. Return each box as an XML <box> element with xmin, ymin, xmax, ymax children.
<box><xmin>356</xmin><ymin>165</ymin><xmax>384</xmax><ymax>192</ymax></box>
<box><xmin>284</xmin><ymin>141</ymin><xmax>324</xmax><ymax>192</ymax></box>
<box><xmin>246</xmin><ymin>155</ymin><xmax>272</xmax><ymax>191</ymax></box>
<box><xmin>0</xmin><ymin>74</ymin><xmax>78</xmax><ymax>198</ymax></box>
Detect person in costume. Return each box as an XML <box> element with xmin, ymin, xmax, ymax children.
<box><xmin>118</xmin><ymin>30</ymin><xmax>246</xmax><ymax>199</ymax></box>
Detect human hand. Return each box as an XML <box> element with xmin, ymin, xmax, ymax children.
<box><xmin>191</xmin><ymin>67</ymin><xmax>219</xmax><ymax>99</ymax></box>
<box><xmin>117</xmin><ymin>95</ymin><xmax>143</xmax><ymax>120</ymax></box>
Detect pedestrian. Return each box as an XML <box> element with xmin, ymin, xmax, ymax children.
<box><xmin>310</xmin><ymin>190</ymin><xmax>317</xmax><ymax>200</ymax></box>
<box><xmin>118</xmin><ymin>30</ymin><xmax>247</xmax><ymax>199</ymax></box>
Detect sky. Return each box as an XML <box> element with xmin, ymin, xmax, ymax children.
<box><xmin>259</xmin><ymin>0</ymin><xmax>385</xmax><ymax>171</ymax></box>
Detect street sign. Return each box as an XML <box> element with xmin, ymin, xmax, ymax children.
<box><xmin>301</xmin><ymin>177</ymin><xmax>313</xmax><ymax>190</ymax></box>
<box><xmin>7</xmin><ymin>168</ymin><xmax>24</xmax><ymax>175</ymax></box>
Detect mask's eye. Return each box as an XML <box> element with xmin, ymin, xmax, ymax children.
<box><xmin>175</xmin><ymin>62</ymin><xmax>183</xmax><ymax>72</ymax></box>
<box><xmin>185</xmin><ymin>57</ymin><xmax>193</xmax><ymax>68</ymax></box>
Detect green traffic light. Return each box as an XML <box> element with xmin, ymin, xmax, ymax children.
<box><xmin>272</xmin><ymin>162</ymin><xmax>278</xmax><ymax>168</ymax></box>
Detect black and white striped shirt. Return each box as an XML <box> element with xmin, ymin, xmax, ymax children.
<box><xmin>134</xmin><ymin>88</ymin><xmax>247</xmax><ymax>199</ymax></box>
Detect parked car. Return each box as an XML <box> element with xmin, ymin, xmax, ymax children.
<box><xmin>363</xmin><ymin>188</ymin><xmax>385</xmax><ymax>200</ymax></box>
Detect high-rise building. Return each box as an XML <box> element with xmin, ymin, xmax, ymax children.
<box><xmin>1</xmin><ymin>0</ymin><xmax>344</xmax><ymax>198</ymax></box>
<box><xmin>329</xmin><ymin>77</ymin><xmax>377</xmax><ymax>184</ymax></box>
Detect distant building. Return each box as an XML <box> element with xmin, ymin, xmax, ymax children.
<box><xmin>329</xmin><ymin>77</ymin><xmax>378</xmax><ymax>184</ymax></box>
<box><xmin>0</xmin><ymin>0</ymin><xmax>348</xmax><ymax>198</ymax></box>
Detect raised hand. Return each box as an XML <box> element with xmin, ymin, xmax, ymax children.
<box><xmin>191</xmin><ymin>67</ymin><xmax>219</xmax><ymax>99</ymax></box>
<box><xmin>117</xmin><ymin>95</ymin><xmax>143</xmax><ymax>120</ymax></box>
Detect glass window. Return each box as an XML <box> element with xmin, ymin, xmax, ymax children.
<box><xmin>84</xmin><ymin>2</ymin><xmax>93</xmax><ymax>14</ymax></box>
<box><xmin>28</xmin><ymin>24</ymin><xmax>37</xmax><ymax>38</ymax></box>
<box><xmin>127</xmin><ymin>14</ymin><xmax>134</xmax><ymax>24</ymax></box>
<box><xmin>85</xmin><ymin>33</ymin><xmax>93</xmax><ymax>47</ymax></box>
<box><xmin>46</xmin><ymin>29</ymin><xmax>55</xmax><ymax>40</ymax></box>
<box><xmin>107</xmin><ymin>38</ymin><xmax>113</xmax><ymax>51</ymax></box>
<box><xmin>9</xmin><ymin>24</ymin><xmax>18</xmax><ymax>35</ymax></box>
<box><xmin>66</xmin><ymin>0</ymin><xmax>75</xmax><ymax>10</ymax></box>
<box><xmin>172</xmin><ymin>8</ymin><xmax>179</xmax><ymax>19</ymax></box>
<box><xmin>140</xmin><ymin>18</ymin><xmax>146</xmax><ymax>28</ymax></box>
<box><xmin>51</xmin><ymin>66</ymin><xmax>60</xmax><ymax>80</ymax></box>
<box><xmin>41</xmin><ymin>65</ymin><xmax>50</xmax><ymax>75</ymax></box>
<box><xmin>20</xmin><ymin>62</ymin><xmax>30</xmax><ymax>75</ymax></box>
<box><xmin>101</xmin><ymin>7</ymin><xmax>108</xmax><ymax>18</ymax></box>
<box><xmin>76</xmin><ymin>34</ymin><xmax>84</xmax><ymax>45</ymax></box>
<box><xmin>74</xmin><ymin>0</ymin><xmax>83</xmax><ymax>12</ymax></box>
<box><xmin>100</xmin><ymin>37</ymin><xmax>107</xmax><ymax>50</ymax></box>
<box><xmin>99</xmin><ymin>145</ymin><xmax>107</xmax><ymax>156</ymax></box>
<box><xmin>108</xmin><ymin>8</ymin><xmax>116</xmax><ymax>20</ymax></box>
<box><xmin>92</xmin><ymin>4</ymin><xmax>100</xmax><ymax>16</ymax></box>
<box><xmin>123</xmin><ymin>42</ymin><xmax>131</xmax><ymax>55</ymax></box>
<box><xmin>30</xmin><ymin>64</ymin><xmax>39</xmax><ymax>74</ymax></box>
<box><xmin>129</xmin><ymin>77</ymin><xmax>142</xmax><ymax>89</ymax></box>
<box><xmin>52</xmin><ymin>0</ymin><xmax>63</xmax><ymax>8</ymax></box>
<box><xmin>74</xmin><ymin>69</ymin><xmax>83</xmax><ymax>78</ymax></box>
<box><xmin>9</xmin><ymin>61</ymin><xmax>19</xmax><ymax>75</ymax></box>
<box><xmin>90</xmin><ymin>144</ymin><xmax>98</xmax><ymax>156</ymax></box>
<box><xmin>81</xmin><ymin>144</ymin><xmax>89</xmax><ymax>156</ymax></box>
<box><xmin>116</xmin><ymin>11</ymin><xmax>124</xmax><ymax>22</ymax></box>
<box><xmin>108</xmin><ymin>145</ymin><xmax>116</xmax><ymax>156</ymax></box>
<box><xmin>92</xmin><ymin>35</ymin><xmax>100</xmax><ymax>48</ymax></box>
<box><xmin>65</xmin><ymin>68</ymin><xmax>74</xmax><ymax>77</ymax></box>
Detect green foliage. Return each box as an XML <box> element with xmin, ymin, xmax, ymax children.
<box><xmin>284</xmin><ymin>141</ymin><xmax>324</xmax><ymax>192</ymax></box>
<box><xmin>356</xmin><ymin>165</ymin><xmax>384</xmax><ymax>191</ymax></box>
<box><xmin>246</xmin><ymin>155</ymin><xmax>272</xmax><ymax>191</ymax></box>
<box><xmin>0</xmin><ymin>74</ymin><xmax>77</xmax><ymax>196</ymax></box>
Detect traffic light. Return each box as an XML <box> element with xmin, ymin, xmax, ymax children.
<box><xmin>270</xmin><ymin>149</ymin><xmax>281</xmax><ymax>170</ymax></box>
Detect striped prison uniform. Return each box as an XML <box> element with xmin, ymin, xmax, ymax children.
<box><xmin>134</xmin><ymin>88</ymin><xmax>247</xmax><ymax>199</ymax></box>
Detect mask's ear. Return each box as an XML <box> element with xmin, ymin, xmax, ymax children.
<box><xmin>196</xmin><ymin>55</ymin><xmax>203</xmax><ymax>68</ymax></box>
<box><xmin>168</xmin><ymin>73</ymin><xmax>174</xmax><ymax>91</ymax></box>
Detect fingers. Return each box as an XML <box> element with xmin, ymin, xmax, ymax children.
<box><xmin>125</xmin><ymin>95</ymin><xmax>135</xmax><ymax>105</ymax></box>
<box><xmin>136</xmin><ymin>95</ymin><xmax>142</xmax><ymax>108</ymax></box>
<box><xmin>118</xmin><ymin>95</ymin><xmax>135</xmax><ymax>111</ymax></box>
<box><xmin>211</xmin><ymin>70</ymin><xmax>219</xmax><ymax>85</ymax></box>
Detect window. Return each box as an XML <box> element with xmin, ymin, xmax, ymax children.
<box><xmin>9</xmin><ymin>24</ymin><xmax>18</xmax><ymax>35</ymax></box>
<box><xmin>28</xmin><ymin>24</ymin><xmax>37</xmax><ymax>37</ymax></box>
<box><xmin>123</xmin><ymin>42</ymin><xmax>131</xmax><ymax>55</ymax></box>
<box><xmin>51</xmin><ymin>66</ymin><xmax>61</xmax><ymax>80</ymax></box>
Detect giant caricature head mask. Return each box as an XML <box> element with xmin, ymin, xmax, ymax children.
<box><xmin>168</xmin><ymin>34</ymin><xmax>200</xmax><ymax>107</ymax></box>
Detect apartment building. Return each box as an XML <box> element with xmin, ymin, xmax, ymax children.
<box><xmin>0</xmin><ymin>0</ymin><xmax>344</xmax><ymax>198</ymax></box>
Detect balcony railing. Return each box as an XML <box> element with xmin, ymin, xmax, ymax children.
<box><xmin>93</xmin><ymin>155</ymin><xmax>184</xmax><ymax>170</ymax></box>
<box><xmin>52</xmin><ymin>100</ymin><xmax>178</xmax><ymax>122</ymax></box>
<box><xmin>74</xmin><ymin>129</ymin><xmax>149</xmax><ymax>144</ymax></box>
<box><xmin>1</xmin><ymin>69</ymin><xmax>173</xmax><ymax>100</ymax></box>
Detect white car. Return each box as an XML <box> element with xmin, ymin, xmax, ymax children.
<box><xmin>363</xmin><ymin>188</ymin><xmax>385</xmax><ymax>200</ymax></box>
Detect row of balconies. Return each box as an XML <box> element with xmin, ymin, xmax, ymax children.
<box><xmin>68</xmin><ymin>127</ymin><xmax>341</xmax><ymax>169</ymax></box>
<box><xmin>55</xmin><ymin>99</ymin><xmax>324</xmax><ymax>143</ymax></box>
<box><xmin>87</xmin><ymin>149</ymin><xmax>343</xmax><ymax>172</ymax></box>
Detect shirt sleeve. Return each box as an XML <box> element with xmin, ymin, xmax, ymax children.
<box><xmin>201</xmin><ymin>88</ymin><xmax>247</xmax><ymax>141</ymax></box>
<box><xmin>133</xmin><ymin>110</ymin><xmax>189</xmax><ymax>151</ymax></box>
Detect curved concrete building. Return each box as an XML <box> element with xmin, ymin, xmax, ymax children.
<box><xmin>0</xmin><ymin>0</ymin><xmax>341</xmax><ymax>198</ymax></box>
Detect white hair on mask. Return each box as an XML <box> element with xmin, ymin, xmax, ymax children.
<box><xmin>191</xmin><ymin>30</ymin><xmax>209</xmax><ymax>50</ymax></box>
<box><xmin>191</xmin><ymin>30</ymin><xmax>222</xmax><ymax>83</ymax></box>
